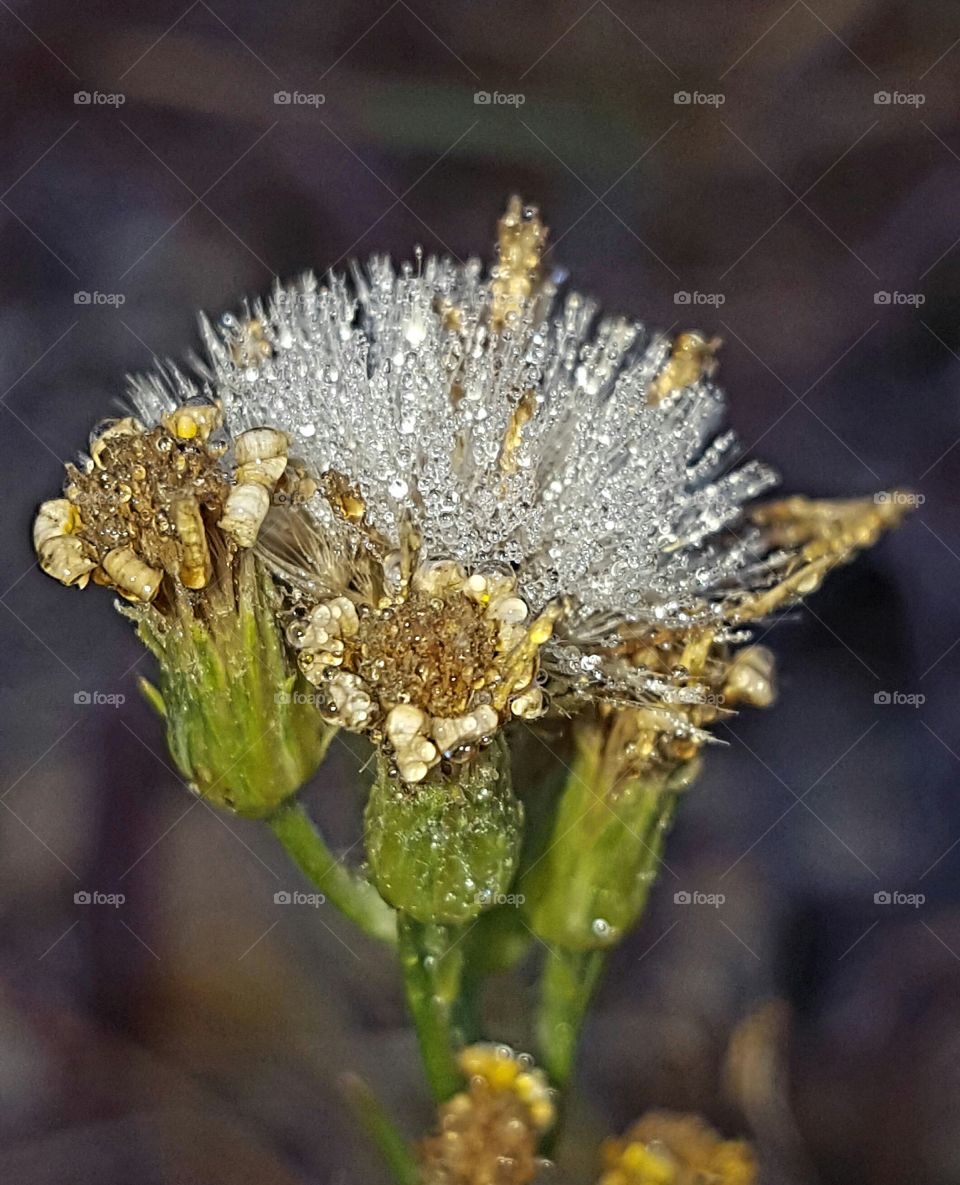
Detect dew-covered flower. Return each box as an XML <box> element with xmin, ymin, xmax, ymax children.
<box><xmin>120</xmin><ymin>197</ymin><xmax>907</xmax><ymax>783</ymax></box>
<box><xmin>32</xmin><ymin>402</ymin><xmax>331</xmax><ymax>817</ymax></box>
<box><xmin>33</xmin><ymin>402</ymin><xmax>292</xmax><ymax>604</ymax></box>
<box><xmin>25</xmin><ymin>200</ymin><xmax>914</xmax><ymax>1158</ymax></box>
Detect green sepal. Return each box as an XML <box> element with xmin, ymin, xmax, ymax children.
<box><xmin>522</xmin><ymin>723</ymin><xmax>695</xmax><ymax>950</ymax></box>
<box><xmin>365</xmin><ymin>736</ymin><xmax>522</xmax><ymax>925</ymax></box>
<box><xmin>132</xmin><ymin>554</ymin><xmax>333</xmax><ymax>818</ymax></box>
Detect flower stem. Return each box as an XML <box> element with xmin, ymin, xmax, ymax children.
<box><xmin>268</xmin><ymin>800</ymin><xmax>397</xmax><ymax>945</ymax></box>
<box><xmin>342</xmin><ymin>1074</ymin><xmax>420</xmax><ymax>1185</ymax></box>
<box><xmin>536</xmin><ymin>945</ymin><xmax>606</xmax><ymax>1089</ymax></box>
<box><xmin>397</xmin><ymin>914</ymin><xmax>465</xmax><ymax>1101</ymax></box>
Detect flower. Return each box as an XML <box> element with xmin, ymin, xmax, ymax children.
<box><xmin>598</xmin><ymin>1111</ymin><xmax>757</xmax><ymax>1185</ymax></box>
<box><xmin>33</xmin><ymin>403</ymin><xmax>331</xmax><ymax>816</ymax></box>
<box><xmin>582</xmin><ymin>489</ymin><xmax>907</xmax><ymax>781</ymax></box>
<box><xmin>419</xmin><ymin>1044</ymin><xmax>554</xmax><ymax>1185</ymax></box>
<box><xmin>33</xmin><ymin>402</ymin><xmax>292</xmax><ymax>603</ymax></box>
<box><xmin>120</xmin><ymin>197</ymin><xmax>908</xmax><ymax>783</ymax></box>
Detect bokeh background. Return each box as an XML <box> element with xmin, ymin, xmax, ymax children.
<box><xmin>1</xmin><ymin>2</ymin><xmax>958</xmax><ymax>1182</ymax></box>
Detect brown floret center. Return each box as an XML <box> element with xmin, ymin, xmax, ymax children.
<box><xmin>352</xmin><ymin>590</ymin><xmax>500</xmax><ymax>718</ymax></box>
<box><xmin>66</xmin><ymin>427</ymin><xmax>229</xmax><ymax>572</ymax></box>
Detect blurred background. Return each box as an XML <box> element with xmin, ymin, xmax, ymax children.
<box><xmin>0</xmin><ymin>1</ymin><xmax>958</xmax><ymax>1182</ymax></box>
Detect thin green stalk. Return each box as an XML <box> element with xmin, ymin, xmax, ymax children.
<box><xmin>536</xmin><ymin>945</ymin><xmax>606</xmax><ymax>1089</ymax></box>
<box><xmin>268</xmin><ymin>800</ymin><xmax>396</xmax><ymax>945</ymax></box>
<box><xmin>449</xmin><ymin>905</ymin><xmax>536</xmax><ymax>1044</ymax></box>
<box><xmin>342</xmin><ymin>1074</ymin><xmax>420</xmax><ymax>1185</ymax></box>
<box><xmin>449</xmin><ymin>961</ymin><xmax>484</xmax><ymax>1047</ymax></box>
<box><xmin>397</xmin><ymin>914</ymin><xmax>465</xmax><ymax>1101</ymax></box>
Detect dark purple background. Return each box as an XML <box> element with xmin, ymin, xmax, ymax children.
<box><xmin>0</xmin><ymin>3</ymin><xmax>957</xmax><ymax>1183</ymax></box>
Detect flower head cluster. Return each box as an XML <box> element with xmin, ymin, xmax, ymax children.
<box><xmin>419</xmin><ymin>1044</ymin><xmax>554</xmax><ymax>1185</ymax></box>
<box><xmin>37</xmin><ymin>197</ymin><xmax>908</xmax><ymax>784</ymax></box>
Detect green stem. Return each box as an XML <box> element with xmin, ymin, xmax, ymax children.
<box><xmin>537</xmin><ymin>945</ymin><xmax>606</xmax><ymax>1089</ymax></box>
<box><xmin>397</xmin><ymin>914</ymin><xmax>465</xmax><ymax>1101</ymax></box>
<box><xmin>450</xmin><ymin>961</ymin><xmax>484</xmax><ymax>1047</ymax></box>
<box><xmin>342</xmin><ymin>1074</ymin><xmax>420</xmax><ymax>1185</ymax></box>
<box><xmin>268</xmin><ymin>800</ymin><xmax>397</xmax><ymax>945</ymax></box>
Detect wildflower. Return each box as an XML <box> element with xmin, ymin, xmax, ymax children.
<box><xmin>28</xmin><ymin>197</ymin><xmax>913</xmax><ymax>1169</ymax></box>
<box><xmin>598</xmin><ymin>1111</ymin><xmax>756</xmax><ymax>1185</ymax></box>
<box><xmin>32</xmin><ymin>403</ymin><xmax>330</xmax><ymax>816</ymax></box>
<box><xmin>419</xmin><ymin>1044</ymin><xmax>554</xmax><ymax>1185</ymax></box>
<box><xmin>524</xmin><ymin>490</ymin><xmax>905</xmax><ymax>959</ymax></box>
<box><xmin>33</xmin><ymin>402</ymin><xmax>291</xmax><ymax>600</ymax></box>
<box><xmin>120</xmin><ymin>198</ymin><xmax>906</xmax><ymax>788</ymax></box>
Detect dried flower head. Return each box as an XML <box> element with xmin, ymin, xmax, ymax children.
<box><xmin>33</xmin><ymin>402</ymin><xmax>291</xmax><ymax>604</ymax></box>
<box><xmin>419</xmin><ymin>1044</ymin><xmax>554</xmax><ymax>1185</ymax></box>
<box><xmin>279</xmin><ymin>545</ymin><xmax>557</xmax><ymax>782</ymax></box>
<box><xmin>591</xmin><ymin>489</ymin><xmax>907</xmax><ymax>781</ymax></box>
<box><xmin>599</xmin><ymin>1111</ymin><xmax>757</xmax><ymax>1185</ymax></box>
<box><xmin>120</xmin><ymin>197</ymin><xmax>908</xmax><ymax>781</ymax></box>
<box><xmin>32</xmin><ymin>401</ymin><xmax>331</xmax><ymax>817</ymax></box>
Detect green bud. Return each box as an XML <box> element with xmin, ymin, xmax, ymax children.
<box><xmin>523</xmin><ymin>721</ymin><xmax>696</xmax><ymax>950</ymax></box>
<box><xmin>364</xmin><ymin>737</ymin><xmax>522</xmax><ymax>925</ymax></box>
<box><xmin>133</xmin><ymin>554</ymin><xmax>333</xmax><ymax>818</ymax></box>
